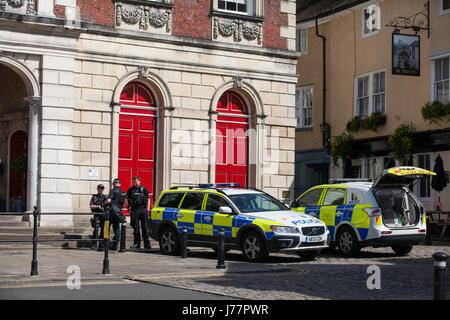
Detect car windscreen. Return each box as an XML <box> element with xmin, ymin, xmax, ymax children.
<box><xmin>228</xmin><ymin>193</ymin><xmax>289</xmax><ymax>213</ymax></box>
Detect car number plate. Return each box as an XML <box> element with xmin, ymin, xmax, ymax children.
<box><xmin>306</xmin><ymin>236</ymin><xmax>322</xmax><ymax>243</ymax></box>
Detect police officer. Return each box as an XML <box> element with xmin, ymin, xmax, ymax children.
<box><xmin>126</xmin><ymin>176</ymin><xmax>151</xmax><ymax>249</ymax></box>
<box><xmin>104</xmin><ymin>178</ymin><xmax>126</xmax><ymax>251</ymax></box>
<box><xmin>89</xmin><ymin>184</ymin><xmax>107</xmax><ymax>250</ymax></box>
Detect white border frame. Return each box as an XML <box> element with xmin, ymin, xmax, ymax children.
<box><xmin>439</xmin><ymin>0</ymin><xmax>450</xmax><ymax>15</ymax></box>
<box><xmin>295</xmin><ymin>85</ymin><xmax>314</xmax><ymax>129</ymax></box>
<box><xmin>361</xmin><ymin>3</ymin><xmax>381</xmax><ymax>39</ymax></box>
<box><xmin>430</xmin><ymin>53</ymin><xmax>450</xmax><ymax>103</ymax></box>
<box><xmin>353</xmin><ymin>68</ymin><xmax>387</xmax><ymax>117</ymax></box>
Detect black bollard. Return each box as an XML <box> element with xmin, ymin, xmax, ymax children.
<box><xmin>216</xmin><ymin>228</ymin><xmax>226</xmax><ymax>269</ymax></box>
<box><xmin>181</xmin><ymin>226</ymin><xmax>188</xmax><ymax>258</ymax></box>
<box><xmin>433</xmin><ymin>252</ymin><xmax>448</xmax><ymax>300</ymax></box>
<box><xmin>119</xmin><ymin>222</ymin><xmax>126</xmax><ymax>252</ymax></box>
<box><xmin>102</xmin><ymin>212</ymin><xmax>110</xmax><ymax>274</ymax></box>
<box><xmin>30</xmin><ymin>206</ymin><xmax>39</xmax><ymax>276</ymax></box>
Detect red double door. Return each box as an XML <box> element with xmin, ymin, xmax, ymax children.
<box><xmin>215</xmin><ymin>90</ymin><xmax>249</xmax><ymax>187</ymax></box>
<box><xmin>118</xmin><ymin>81</ymin><xmax>157</xmax><ymax>211</ymax></box>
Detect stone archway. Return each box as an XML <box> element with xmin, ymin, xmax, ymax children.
<box><xmin>0</xmin><ymin>56</ymin><xmax>41</xmax><ymax>212</ymax></box>
<box><xmin>209</xmin><ymin>78</ymin><xmax>266</xmax><ymax>188</ymax></box>
<box><xmin>111</xmin><ymin>67</ymin><xmax>173</xmax><ymax>198</ymax></box>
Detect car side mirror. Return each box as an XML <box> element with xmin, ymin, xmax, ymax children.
<box><xmin>219</xmin><ymin>206</ymin><xmax>233</xmax><ymax>214</ymax></box>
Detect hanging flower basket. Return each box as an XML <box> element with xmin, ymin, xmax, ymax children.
<box><xmin>388</xmin><ymin>125</ymin><xmax>413</xmax><ymax>163</ymax></box>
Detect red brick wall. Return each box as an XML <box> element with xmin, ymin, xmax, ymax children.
<box><xmin>76</xmin><ymin>0</ymin><xmax>115</xmax><ymax>26</ymax></box>
<box><xmin>171</xmin><ymin>0</ymin><xmax>211</xmax><ymax>39</ymax></box>
<box><xmin>53</xmin><ymin>0</ymin><xmax>287</xmax><ymax>50</ymax></box>
<box><xmin>263</xmin><ymin>0</ymin><xmax>287</xmax><ymax>49</ymax></box>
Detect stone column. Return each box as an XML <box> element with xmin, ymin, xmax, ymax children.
<box><xmin>255</xmin><ymin>114</ymin><xmax>266</xmax><ymax>189</ymax></box>
<box><xmin>110</xmin><ymin>102</ymin><xmax>121</xmax><ymax>182</ymax></box>
<box><xmin>208</xmin><ymin>110</ymin><xmax>218</xmax><ymax>184</ymax></box>
<box><xmin>24</xmin><ymin>96</ymin><xmax>41</xmax><ymax>212</ymax></box>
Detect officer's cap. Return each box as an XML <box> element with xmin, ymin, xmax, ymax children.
<box><xmin>113</xmin><ymin>178</ymin><xmax>121</xmax><ymax>184</ymax></box>
<box><xmin>97</xmin><ymin>184</ymin><xmax>105</xmax><ymax>189</ymax></box>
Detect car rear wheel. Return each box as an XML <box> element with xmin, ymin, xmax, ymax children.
<box><xmin>159</xmin><ymin>227</ymin><xmax>180</xmax><ymax>255</ymax></box>
<box><xmin>297</xmin><ymin>250</ymin><xmax>321</xmax><ymax>261</ymax></box>
<box><xmin>336</xmin><ymin>226</ymin><xmax>360</xmax><ymax>257</ymax></box>
<box><xmin>391</xmin><ymin>245</ymin><xmax>413</xmax><ymax>256</ymax></box>
<box><xmin>241</xmin><ymin>231</ymin><xmax>268</xmax><ymax>262</ymax></box>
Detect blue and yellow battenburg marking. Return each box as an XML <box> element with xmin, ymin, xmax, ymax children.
<box><xmin>295</xmin><ymin>204</ymin><xmax>371</xmax><ymax>241</ymax></box>
<box><xmin>151</xmin><ymin>208</ymin><xmax>281</xmax><ymax>240</ymax></box>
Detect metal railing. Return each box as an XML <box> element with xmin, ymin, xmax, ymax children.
<box><xmin>0</xmin><ymin>206</ymin><xmax>126</xmax><ymax>275</ymax></box>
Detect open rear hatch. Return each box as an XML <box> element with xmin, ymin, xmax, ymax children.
<box><xmin>373</xmin><ymin>167</ymin><xmax>435</xmax><ymax>228</ymax></box>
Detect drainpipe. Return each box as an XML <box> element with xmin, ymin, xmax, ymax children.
<box><xmin>315</xmin><ymin>16</ymin><xmax>330</xmax><ymax>151</ymax></box>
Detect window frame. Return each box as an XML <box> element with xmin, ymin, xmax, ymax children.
<box><xmin>295</xmin><ymin>85</ymin><xmax>314</xmax><ymax>129</ymax></box>
<box><xmin>415</xmin><ymin>153</ymin><xmax>433</xmax><ymax>201</ymax></box>
<box><xmin>440</xmin><ymin>0</ymin><xmax>450</xmax><ymax>15</ymax></box>
<box><xmin>295</xmin><ymin>187</ymin><xmax>324</xmax><ymax>208</ymax></box>
<box><xmin>156</xmin><ymin>192</ymin><xmax>185</xmax><ymax>209</ymax></box>
<box><xmin>178</xmin><ymin>192</ymin><xmax>206</xmax><ymax>211</ymax></box>
<box><xmin>217</xmin><ymin>0</ymin><xmax>253</xmax><ymax>16</ymax></box>
<box><xmin>321</xmin><ymin>187</ymin><xmax>347</xmax><ymax>206</ymax></box>
<box><xmin>431</xmin><ymin>55</ymin><xmax>450</xmax><ymax>104</ymax></box>
<box><xmin>296</xmin><ymin>28</ymin><xmax>308</xmax><ymax>54</ymax></box>
<box><xmin>354</xmin><ymin>69</ymin><xmax>387</xmax><ymax>117</ymax></box>
<box><xmin>361</xmin><ymin>4</ymin><xmax>380</xmax><ymax>38</ymax></box>
<box><xmin>204</xmin><ymin>193</ymin><xmax>236</xmax><ymax>214</ymax></box>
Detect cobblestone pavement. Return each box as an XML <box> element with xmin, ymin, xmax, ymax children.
<box><xmin>133</xmin><ymin>245</ymin><xmax>450</xmax><ymax>300</ymax></box>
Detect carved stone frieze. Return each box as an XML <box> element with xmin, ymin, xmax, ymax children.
<box><xmin>115</xmin><ymin>2</ymin><xmax>171</xmax><ymax>33</ymax></box>
<box><xmin>0</xmin><ymin>0</ymin><xmax>34</xmax><ymax>14</ymax></box>
<box><xmin>213</xmin><ymin>16</ymin><xmax>262</xmax><ymax>46</ymax></box>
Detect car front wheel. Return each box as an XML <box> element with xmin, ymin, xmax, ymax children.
<box><xmin>241</xmin><ymin>231</ymin><xmax>268</xmax><ymax>262</ymax></box>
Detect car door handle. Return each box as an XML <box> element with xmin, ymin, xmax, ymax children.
<box><xmin>177</xmin><ymin>213</ymin><xmax>184</xmax><ymax>219</ymax></box>
<box><xmin>204</xmin><ymin>216</ymin><xmax>212</xmax><ymax>222</ymax></box>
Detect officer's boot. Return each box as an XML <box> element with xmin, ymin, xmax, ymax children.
<box><xmin>144</xmin><ymin>240</ymin><xmax>151</xmax><ymax>249</ymax></box>
<box><xmin>130</xmin><ymin>242</ymin><xmax>140</xmax><ymax>249</ymax></box>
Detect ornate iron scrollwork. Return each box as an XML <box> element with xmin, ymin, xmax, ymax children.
<box><xmin>386</xmin><ymin>1</ymin><xmax>430</xmax><ymax>38</ymax></box>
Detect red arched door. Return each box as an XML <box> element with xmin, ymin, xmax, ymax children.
<box><xmin>9</xmin><ymin>130</ymin><xmax>28</xmax><ymax>201</ymax></box>
<box><xmin>215</xmin><ymin>90</ymin><xmax>249</xmax><ymax>186</ymax></box>
<box><xmin>118</xmin><ymin>81</ymin><xmax>157</xmax><ymax>210</ymax></box>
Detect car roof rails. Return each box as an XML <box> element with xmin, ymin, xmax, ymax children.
<box><xmin>329</xmin><ymin>178</ymin><xmax>372</xmax><ymax>184</ymax></box>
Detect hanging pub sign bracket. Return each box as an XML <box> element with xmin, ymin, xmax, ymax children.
<box><xmin>386</xmin><ymin>1</ymin><xmax>430</xmax><ymax>38</ymax></box>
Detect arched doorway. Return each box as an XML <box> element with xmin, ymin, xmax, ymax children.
<box><xmin>9</xmin><ymin>130</ymin><xmax>28</xmax><ymax>210</ymax></box>
<box><xmin>118</xmin><ymin>81</ymin><xmax>158</xmax><ymax>209</ymax></box>
<box><xmin>215</xmin><ymin>90</ymin><xmax>249</xmax><ymax>186</ymax></box>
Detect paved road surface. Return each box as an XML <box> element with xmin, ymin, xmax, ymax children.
<box><xmin>0</xmin><ymin>280</ymin><xmax>234</xmax><ymax>300</ymax></box>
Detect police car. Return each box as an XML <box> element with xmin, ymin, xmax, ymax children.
<box><xmin>149</xmin><ymin>184</ymin><xmax>330</xmax><ymax>261</ymax></box>
<box><xmin>291</xmin><ymin>167</ymin><xmax>435</xmax><ymax>257</ymax></box>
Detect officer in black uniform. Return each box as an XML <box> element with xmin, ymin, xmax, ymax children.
<box><xmin>104</xmin><ymin>178</ymin><xmax>126</xmax><ymax>251</ymax></box>
<box><xmin>126</xmin><ymin>176</ymin><xmax>151</xmax><ymax>249</ymax></box>
<box><xmin>89</xmin><ymin>184</ymin><xmax>107</xmax><ymax>250</ymax></box>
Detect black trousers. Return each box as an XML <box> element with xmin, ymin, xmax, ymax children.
<box><xmin>110</xmin><ymin>212</ymin><xmax>126</xmax><ymax>249</ymax></box>
<box><xmin>130</xmin><ymin>209</ymin><xmax>149</xmax><ymax>245</ymax></box>
<box><xmin>92</xmin><ymin>214</ymin><xmax>104</xmax><ymax>248</ymax></box>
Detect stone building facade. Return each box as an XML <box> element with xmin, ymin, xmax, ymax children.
<box><xmin>0</xmin><ymin>0</ymin><xmax>298</xmax><ymax>225</ymax></box>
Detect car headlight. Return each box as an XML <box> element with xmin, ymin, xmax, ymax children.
<box><xmin>270</xmin><ymin>225</ymin><xmax>298</xmax><ymax>233</ymax></box>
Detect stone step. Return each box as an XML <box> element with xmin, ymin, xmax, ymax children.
<box><xmin>0</xmin><ymin>221</ymin><xmax>30</xmax><ymax>228</ymax></box>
